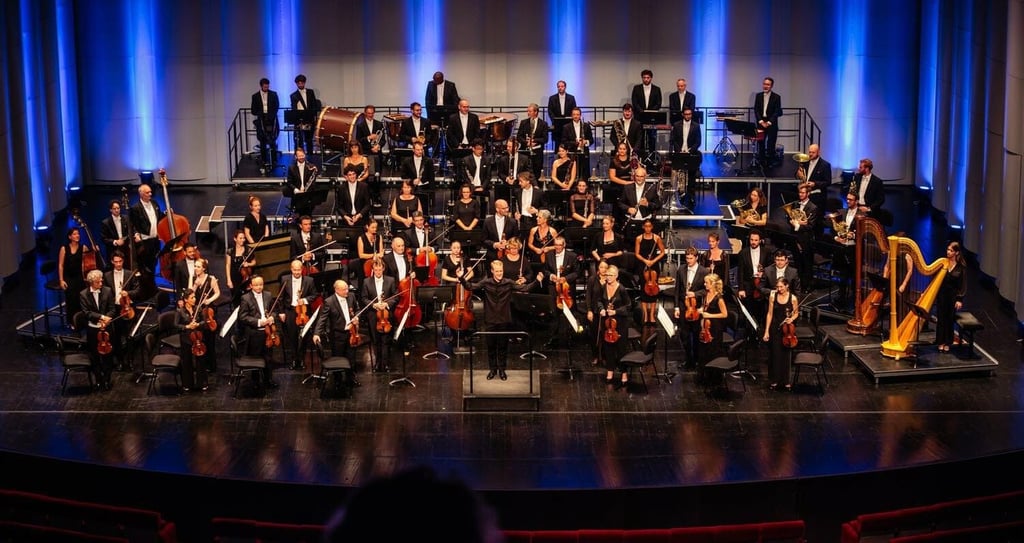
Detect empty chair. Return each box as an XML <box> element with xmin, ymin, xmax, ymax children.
<box><xmin>792</xmin><ymin>332</ymin><xmax>830</xmax><ymax>393</ymax></box>
<box><xmin>793</xmin><ymin>306</ymin><xmax>819</xmax><ymax>349</ymax></box>
<box><xmin>704</xmin><ymin>339</ymin><xmax>748</xmax><ymax>394</ymax></box>
<box><xmin>619</xmin><ymin>332</ymin><xmax>657</xmax><ymax>393</ymax></box>
<box><xmin>317</xmin><ymin>345</ymin><xmax>353</xmax><ymax>399</ymax></box>
<box><xmin>157</xmin><ymin>310</ymin><xmax>181</xmax><ymax>352</ymax></box>
<box><xmin>56</xmin><ymin>315</ymin><xmax>93</xmax><ymax>395</ymax></box>
<box><xmin>144</xmin><ymin>332</ymin><xmax>182</xmax><ymax>395</ymax></box>
<box><xmin>229</xmin><ymin>335</ymin><xmax>266</xmax><ymax>398</ymax></box>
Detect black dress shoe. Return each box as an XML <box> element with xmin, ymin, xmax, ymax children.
<box><xmin>499</xmin><ymin>369</ymin><xmax>508</xmax><ymax>381</ymax></box>
<box><xmin>486</xmin><ymin>370</ymin><xmax>497</xmax><ymax>380</ymax></box>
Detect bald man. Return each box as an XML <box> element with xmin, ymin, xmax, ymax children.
<box><xmin>797</xmin><ymin>143</ymin><xmax>832</xmax><ymax>213</ymax></box>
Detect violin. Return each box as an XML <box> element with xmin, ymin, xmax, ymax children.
<box><xmin>643</xmin><ymin>267</ymin><xmax>660</xmax><ymax>297</ymax></box>
<box><xmin>265</xmin><ymin>320</ymin><xmax>281</xmax><ymax>348</ymax></box>
<box><xmin>120</xmin><ymin>292</ymin><xmax>135</xmax><ymax>320</ymax></box>
<box><xmin>752</xmin><ymin>265</ymin><xmax>764</xmax><ymax>300</ymax></box>
<box><xmin>348</xmin><ymin>318</ymin><xmax>361</xmax><ymax>347</ymax></box>
<box><xmin>190</xmin><ymin>327</ymin><xmax>207</xmax><ymax>357</ymax></box>
<box><xmin>376</xmin><ymin>296</ymin><xmax>393</xmax><ymax>334</ymax></box>
<box><xmin>699</xmin><ymin>317</ymin><xmax>713</xmax><ymax>344</ymax></box>
<box><xmin>781</xmin><ymin>309</ymin><xmax>798</xmax><ymax>348</ymax></box>
<box><xmin>684</xmin><ymin>296</ymin><xmax>700</xmax><ymax>321</ymax></box>
<box><xmin>603</xmin><ymin>303</ymin><xmax>620</xmax><ymax>343</ymax></box>
<box><xmin>555</xmin><ymin>267</ymin><xmax>573</xmax><ymax>310</ymax></box>
<box><xmin>97</xmin><ymin>323</ymin><xmax>113</xmax><ymax>355</ymax></box>
<box><xmin>203</xmin><ymin>306</ymin><xmax>217</xmax><ymax>331</ymax></box>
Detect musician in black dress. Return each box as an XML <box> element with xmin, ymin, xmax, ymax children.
<box><xmin>590</xmin><ymin>217</ymin><xmax>624</xmax><ymax>270</ymax></box>
<box><xmin>243</xmin><ymin>195</ymin><xmax>270</xmax><ymax>245</ymax></box>
<box><xmin>440</xmin><ymin>241</ymin><xmax>467</xmax><ymax>284</ymax></box>
<box><xmin>526</xmin><ymin>210</ymin><xmax>558</xmax><ymax>264</ymax></box>
<box><xmin>567</xmin><ymin>180</ymin><xmax>597</xmax><ymax>230</ymax></box>
<box><xmin>457</xmin><ymin>260</ymin><xmax>540</xmax><ymax>380</ymax></box>
<box><xmin>390</xmin><ymin>180</ymin><xmax>423</xmax><ymax>234</ymax></box>
<box><xmin>500</xmin><ymin>238</ymin><xmax>528</xmax><ymax>283</ymax></box>
<box><xmin>585</xmin><ymin>259</ymin><xmax>610</xmax><ymax>365</ymax></box>
<box><xmin>225</xmin><ymin>230</ymin><xmax>254</xmax><ymax>306</ymax></box>
<box><xmin>175</xmin><ymin>288</ymin><xmax>209</xmax><ymax>391</ymax></box>
<box><xmin>698</xmin><ymin>273</ymin><xmax>728</xmax><ymax>366</ymax></box>
<box><xmin>191</xmin><ymin>258</ymin><xmax>222</xmax><ymax>372</ymax></box>
<box><xmin>934</xmin><ymin>241</ymin><xmax>966</xmax><ymax>352</ymax></box>
<box><xmin>59</xmin><ymin>227</ymin><xmax>89</xmax><ymax>324</ymax></box>
<box><xmin>589</xmin><ymin>265</ymin><xmax>632</xmax><ymax>388</ymax></box>
<box><xmin>763</xmin><ymin>277</ymin><xmax>798</xmax><ymax>391</ymax></box>
<box><xmin>701</xmin><ymin>232</ymin><xmax>730</xmax><ymax>286</ymax></box>
<box><xmin>607</xmin><ymin>143</ymin><xmax>633</xmax><ymax>224</ymax></box>
<box><xmin>356</xmin><ymin>219</ymin><xmax>386</xmax><ymax>282</ymax></box>
<box><xmin>453</xmin><ymin>184</ymin><xmax>481</xmax><ymax>236</ymax></box>
<box><xmin>635</xmin><ymin>219</ymin><xmax>666</xmax><ymax>324</ymax></box>
<box><xmin>735</xmin><ymin>187</ymin><xmax>768</xmax><ymax>228</ymax></box>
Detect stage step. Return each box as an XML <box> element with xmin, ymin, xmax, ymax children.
<box><xmin>462</xmin><ymin>369</ymin><xmax>541</xmax><ymax>411</ymax></box>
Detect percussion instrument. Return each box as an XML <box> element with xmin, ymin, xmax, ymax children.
<box><xmin>479</xmin><ymin>112</ymin><xmax>517</xmax><ymax>142</ymax></box>
<box><xmin>384</xmin><ymin>114</ymin><xmax>409</xmax><ymax>140</ymax></box>
<box><xmin>315</xmin><ymin>107</ymin><xmax>359</xmax><ymax>151</ymax></box>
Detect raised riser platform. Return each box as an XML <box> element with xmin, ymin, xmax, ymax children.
<box><xmin>462</xmin><ymin>369</ymin><xmax>541</xmax><ymax>411</ymax></box>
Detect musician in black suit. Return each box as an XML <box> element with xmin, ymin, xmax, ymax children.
<box><xmin>784</xmin><ymin>183</ymin><xmax>819</xmax><ymax>292</ymax></box>
<box><xmin>458</xmin><ymin>140</ymin><xmax>491</xmax><ymax>205</ymax></box>
<box><xmin>617</xmin><ymin>167</ymin><xmax>661</xmax><ymax>240</ymax></box>
<box><xmin>250</xmin><ymin>77</ymin><xmax>280</xmax><ymax>172</ymax></box>
<box><xmin>631</xmin><ymin>69</ymin><xmax>663</xmax><ymax>157</ymax></box>
<box><xmin>129</xmin><ymin>183</ymin><xmax>165</xmax><ymax>275</ymax></box>
<box><xmin>100</xmin><ymin>199</ymin><xmax>130</xmax><ymax>269</ymax></box>
<box><xmin>540</xmin><ymin>236</ymin><xmax>580</xmax><ymax>348</ymax></box>
<box><xmin>515</xmin><ymin>103</ymin><xmax>549</xmax><ymax>180</ymax></box>
<box><xmin>669</xmin><ymin>108</ymin><xmax>702</xmax><ymax>203</ymax></box>
<box><xmin>492</xmin><ymin>139</ymin><xmax>526</xmax><ymax>204</ymax></box>
<box><xmin>446</xmin><ymin>99</ymin><xmax>481</xmax><ymax>157</ymax></box>
<box><xmin>673</xmin><ymin>248</ymin><xmax>709</xmax><ymax>368</ymax></box>
<box><xmin>760</xmin><ymin>250</ymin><xmax>800</xmax><ymax>299</ymax></box>
<box><xmin>313</xmin><ymin>279</ymin><xmax>360</xmax><ymax>369</ymax></box>
<box><xmin>512</xmin><ymin>172</ymin><xmax>545</xmax><ymax>233</ymax></box>
<box><xmin>289</xmin><ymin>74</ymin><xmax>319</xmax><ymax>153</ymax></box>
<box><xmin>399</xmin><ymin>141</ymin><xmax>435</xmax><ymax>213</ymax></box>
<box><xmin>424</xmin><ymin>71</ymin><xmax>460</xmax><ymax>127</ymax></box>
<box><xmin>482</xmin><ymin>199</ymin><xmax>519</xmax><ymax>260</ymax></box>
<box><xmin>735</xmin><ymin>229</ymin><xmax>773</xmax><ymax>324</ymax></box>
<box><xmin>399</xmin><ymin>102</ymin><xmax>431</xmax><ymax>146</ymax></box>
<box><xmin>290</xmin><ymin>215</ymin><xmax>327</xmax><ymax>271</ymax></box>
<box><xmin>238</xmin><ymin>275</ymin><xmax>278</xmax><ymax>388</ymax></box>
<box><xmin>102</xmin><ymin>251</ymin><xmax>141</xmax><ymax>371</ymax></box>
<box><xmin>171</xmin><ymin>243</ymin><xmax>200</xmax><ymax>299</ymax></box>
<box><xmin>610</xmin><ymin>103</ymin><xmax>642</xmax><ymax>154</ymax></box>
<box><xmin>668</xmin><ymin>78</ymin><xmax>697</xmax><ymax>125</ymax></box>
<box><xmin>402</xmin><ymin>212</ymin><xmax>433</xmax><ymax>257</ymax></box>
<box><xmin>796</xmin><ymin>144</ymin><xmax>832</xmax><ymax>211</ymax></box>
<box><xmin>354</xmin><ymin>105</ymin><xmax>384</xmax><ymax>172</ymax></box>
<box><xmin>382</xmin><ymin>237</ymin><xmax>413</xmax><ymax>281</ymax></box>
<box><xmin>852</xmin><ymin>158</ymin><xmax>886</xmax><ymax>219</ymax></box>
<box><xmin>337</xmin><ymin>166</ymin><xmax>372</xmax><ymax>228</ymax></box>
<box><xmin>80</xmin><ymin>270</ymin><xmax>117</xmax><ymax>389</ymax></box>
<box><xmin>278</xmin><ymin>260</ymin><xmax>318</xmax><ymax>369</ymax></box>
<box><xmin>284</xmin><ymin>148</ymin><xmax>319</xmax><ymax>207</ymax></box>
<box><xmin>359</xmin><ymin>259</ymin><xmax>397</xmax><ymax>372</ymax></box>
<box><xmin>547</xmin><ymin>80</ymin><xmax>577</xmax><ymax>140</ymax></box>
<box><xmin>753</xmin><ymin>77</ymin><xmax>782</xmax><ymax>167</ymax></box>
<box><xmin>560</xmin><ymin>107</ymin><xmax>593</xmax><ymax>182</ymax></box>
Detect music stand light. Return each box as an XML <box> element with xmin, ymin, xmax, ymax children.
<box><xmin>418</xmin><ymin>285</ymin><xmax>455</xmax><ymax>360</ymax></box>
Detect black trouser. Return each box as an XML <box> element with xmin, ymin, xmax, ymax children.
<box><xmin>485</xmin><ymin>322</ymin><xmax>513</xmax><ymax>370</ymax></box>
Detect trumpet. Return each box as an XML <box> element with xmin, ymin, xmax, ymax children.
<box><xmin>781</xmin><ymin>202</ymin><xmax>808</xmax><ymax>223</ymax></box>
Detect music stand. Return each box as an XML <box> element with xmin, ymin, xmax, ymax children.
<box><xmin>290</xmin><ymin>186</ymin><xmax>330</xmax><ymax>216</ymax></box>
<box><xmin>724</xmin><ymin>119</ymin><xmax>764</xmax><ymax>176</ymax></box>
<box><xmin>639</xmin><ymin>110</ymin><xmax>667</xmax><ymax>126</ymax></box>
<box><xmin>511</xmin><ymin>293</ymin><xmax>553</xmax><ymax>359</ymax></box>
<box><xmin>729</xmin><ymin>292</ymin><xmax>760</xmax><ymax>383</ymax></box>
<box><xmin>561</xmin><ymin>226</ymin><xmax>596</xmax><ymax>259</ymax></box>
<box><xmin>418</xmin><ymin>285</ymin><xmax>454</xmax><ymax>359</ymax></box>
<box><xmin>449</xmin><ymin>229</ymin><xmax>483</xmax><ymax>252</ymax></box>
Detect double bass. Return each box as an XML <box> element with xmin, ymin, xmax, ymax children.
<box><xmin>156</xmin><ymin>169</ymin><xmax>191</xmax><ymax>281</ymax></box>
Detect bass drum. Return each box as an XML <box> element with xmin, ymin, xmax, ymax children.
<box><xmin>315</xmin><ymin>107</ymin><xmax>359</xmax><ymax>152</ymax></box>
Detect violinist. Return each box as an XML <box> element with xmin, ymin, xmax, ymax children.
<box><xmin>80</xmin><ymin>269</ymin><xmax>116</xmax><ymax>390</ymax></box>
<box><xmin>585</xmin><ymin>260</ymin><xmax>610</xmax><ymax>366</ymax></box>
<box><xmin>243</xmin><ymin>195</ymin><xmax>270</xmax><ymax>245</ymax></box>
<box><xmin>238</xmin><ymin>275</ymin><xmax>278</xmax><ymax>389</ymax></box>
<box><xmin>457</xmin><ymin>260</ymin><xmax>541</xmax><ymax>381</ymax></box>
<box><xmin>129</xmin><ymin>183</ymin><xmax>165</xmax><ymax>275</ymax></box>
<box><xmin>540</xmin><ymin>236</ymin><xmax>579</xmax><ymax>348</ymax></box>
<box><xmin>482</xmin><ymin>199</ymin><xmax>518</xmax><ymax>262</ymax></box>
<box><xmin>280</xmin><ymin>260</ymin><xmax>317</xmax><ymax>371</ymax></box>
<box><xmin>290</xmin><ymin>215</ymin><xmax>326</xmax><ymax>272</ymax></box>
<box><xmin>313</xmin><ymin>280</ymin><xmax>362</xmax><ymax>388</ymax></box>
<box><xmin>358</xmin><ymin>259</ymin><xmax>397</xmax><ymax>373</ymax></box>
<box><xmin>762</xmin><ymin>277</ymin><xmax>798</xmax><ymax>391</ymax></box>
<box><xmin>697</xmin><ymin>274</ymin><xmax>729</xmax><ymax>367</ymax></box>
<box><xmin>673</xmin><ymin>248</ymin><xmax>709</xmax><ymax>368</ymax></box>
<box><xmin>226</xmin><ymin>230</ymin><xmax>256</xmax><ymax>305</ymax></box>
<box><xmin>175</xmin><ymin>288</ymin><xmax>208</xmax><ymax>392</ymax></box>
<box><xmin>402</xmin><ymin>212</ymin><xmax>433</xmax><ymax>275</ymax></box>
<box><xmin>588</xmin><ymin>265</ymin><xmax>631</xmax><ymax>389</ymax></box>
<box><xmin>102</xmin><ymin>251</ymin><xmax>141</xmax><ymax>371</ymax></box>
<box><xmin>440</xmin><ymin>241</ymin><xmax>466</xmax><ymax>284</ymax></box>
<box><xmin>338</xmin><ymin>165</ymin><xmax>371</xmax><ymax>227</ymax></box>
<box><xmin>736</xmin><ymin>229</ymin><xmax>772</xmax><ymax>324</ymax></box>
<box><xmin>191</xmin><ymin>258</ymin><xmax>222</xmax><ymax>373</ymax></box>
<box><xmin>171</xmin><ymin>243</ymin><xmax>200</xmax><ymax>299</ymax></box>
<box><xmin>634</xmin><ymin>219</ymin><xmax>666</xmax><ymax>325</ymax></box>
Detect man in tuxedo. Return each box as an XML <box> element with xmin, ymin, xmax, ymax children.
<box><xmin>561</xmin><ymin>107</ymin><xmax>593</xmax><ymax>182</ymax></box>
<box><xmin>516</xmin><ymin>103</ymin><xmax>548</xmax><ymax>180</ymax></box>
<box><xmin>668</xmin><ymin>78</ymin><xmax>697</xmax><ymax>125</ymax></box>
<box><xmin>289</xmin><ymin>74</ymin><xmax>319</xmax><ymax>153</ymax></box>
<box><xmin>458</xmin><ymin>139</ymin><xmax>491</xmax><ymax>203</ymax></box>
<box><xmin>100</xmin><ymin>199</ymin><xmax>130</xmax><ymax>269</ymax></box>
<box><xmin>785</xmin><ymin>182</ymin><xmax>819</xmax><ymax>292</ymax></box>
<box><xmin>617</xmin><ymin>167</ymin><xmax>661</xmax><ymax>240</ymax></box>
<box><xmin>546</xmin><ymin>80</ymin><xmax>577</xmax><ymax>142</ymax></box>
<box><xmin>283</xmin><ymin>148</ymin><xmax>319</xmax><ymax>213</ymax></box>
<box><xmin>610</xmin><ymin>103</ymin><xmax>642</xmax><ymax>154</ymax></box>
<box><xmin>673</xmin><ymin>248</ymin><xmax>709</xmax><ymax>368</ymax></box>
<box><xmin>753</xmin><ymin>77</ymin><xmax>782</xmax><ymax>168</ymax></box>
<box><xmin>483</xmin><ymin>199</ymin><xmax>519</xmax><ymax>260</ymax></box>
<box><xmin>337</xmin><ymin>166</ymin><xmax>371</xmax><ymax>228</ymax></box>
<box><xmin>355</xmin><ymin>104</ymin><xmax>384</xmax><ymax>163</ymax></box>
<box><xmin>129</xmin><ymin>183</ymin><xmax>164</xmax><ymax>275</ymax></box>
<box><xmin>382</xmin><ymin>236</ymin><xmax>412</xmax><ymax>281</ymax></box>
<box><xmin>446</xmin><ymin>99</ymin><xmax>480</xmax><ymax>160</ymax></box>
<box><xmin>359</xmin><ymin>259</ymin><xmax>397</xmax><ymax>372</ymax></box>
<box><xmin>250</xmin><ymin>77</ymin><xmax>280</xmax><ymax>173</ymax></box>
<box><xmin>238</xmin><ymin>275</ymin><xmax>279</xmax><ymax>388</ymax></box>
<box><xmin>278</xmin><ymin>260</ymin><xmax>318</xmax><ymax>370</ymax></box>
<box><xmin>313</xmin><ymin>280</ymin><xmax>362</xmax><ymax>388</ymax></box>
<box><xmin>79</xmin><ymin>270</ymin><xmax>116</xmax><ymax>389</ymax></box>
<box><xmin>400</xmin><ymin>101</ymin><xmax>431</xmax><ymax>148</ymax></box>
<box><xmin>399</xmin><ymin>141</ymin><xmax>435</xmax><ymax>213</ymax></box>
<box><xmin>512</xmin><ymin>172</ymin><xmax>545</xmax><ymax>234</ymax></box>
<box><xmin>424</xmin><ymin>71</ymin><xmax>460</xmax><ymax>127</ymax></box>
<box><xmin>797</xmin><ymin>144</ymin><xmax>832</xmax><ymax>212</ymax></box>
<box><xmin>852</xmin><ymin>158</ymin><xmax>886</xmax><ymax>220</ymax></box>
<box><xmin>736</xmin><ymin>229</ymin><xmax>773</xmax><ymax>325</ymax></box>
<box><xmin>760</xmin><ymin>250</ymin><xmax>800</xmax><ymax>299</ymax></box>
<box><xmin>631</xmin><ymin>69</ymin><xmax>663</xmax><ymax>160</ymax></box>
<box><xmin>402</xmin><ymin>212</ymin><xmax>433</xmax><ymax>259</ymax></box>
<box><xmin>102</xmin><ymin>251</ymin><xmax>141</xmax><ymax>372</ymax></box>
<box><xmin>290</xmin><ymin>215</ymin><xmax>327</xmax><ymax>271</ymax></box>
<box><xmin>171</xmin><ymin>243</ymin><xmax>200</xmax><ymax>299</ymax></box>
<box><xmin>669</xmin><ymin>108</ymin><xmax>702</xmax><ymax>204</ymax></box>
<box><xmin>540</xmin><ymin>236</ymin><xmax>579</xmax><ymax>348</ymax></box>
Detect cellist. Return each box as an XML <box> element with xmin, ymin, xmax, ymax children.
<box><xmin>280</xmin><ymin>260</ymin><xmax>317</xmax><ymax>371</ymax></box>
<box><xmin>358</xmin><ymin>259</ymin><xmax>397</xmax><ymax>373</ymax></box>
<box><xmin>313</xmin><ymin>280</ymin><xmax>362</xmax><ymax>388</ymax></box>
<box><xmin>539</xmin><ymin>236</ymin><xmax>579</xmax><ymax>349</ymax></box>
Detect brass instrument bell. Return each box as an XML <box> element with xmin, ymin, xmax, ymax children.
<box><xmin>793</xmin><ymin>153</ymin><xmax>810</xmax><ymax>163</ymax></box>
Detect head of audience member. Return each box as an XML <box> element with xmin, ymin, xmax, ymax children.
<box><xmin>294</xmin><ymin>74</ymin><xmax>306</xmax><ymax>90</ymax></box>
<box><xmin>640</xmin><ymin>69</ymin><xmax>653</xmax><ymax>85</ymax></box>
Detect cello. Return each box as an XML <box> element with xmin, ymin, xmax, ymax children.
<box><xmin>156</xmin><ymin>169</ymin><xmax>191</xmax><ymax>281</ymax></box>
<box><xmin>70</xmin><ymin>210</ymin><xmax>104</xmax><ymax>278</ymax></box>
<box><xmin>394</xmin><ymin>251</ymin><xmax>422</xmax><ymax>328</ymax></box>
<box><xmin>445</xmin><ymin>254</ymin><xmax>485</xmax><ymax>331</ymax></box>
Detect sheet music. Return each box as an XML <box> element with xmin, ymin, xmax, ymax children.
<box><xmin>734</xmin><ymin>295</ymin><xmax>759</xmax><ymax>332</ymax></box>
<box><xmin>300</xmin><ymin>307</ymin><xmax>320</xmax><ymax>339</ymax></box>
<box><xmin>561</xmin><ymin>304</ymin><xmax>582</xmax><ymax>332</ymax></box>
<box><xmin>656</xmin><ymin>304</ymin><xmax>676</xmax><ymax>336</ymax></box>
<box><xmin>130</xmin><ymin>306</ymin><xmax>151</xmax><ymax>337</ymax></box>
<box><xmin>393</xmin><ymin>308</ymin><xmax>411</xmax><ymax>341</ymax></box>
<box><xmin>219</xmin><ymin>306</ymin><xmax>239</xmax><ymax>338</ymax></box>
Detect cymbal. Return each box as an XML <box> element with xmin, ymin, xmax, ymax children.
<box><xmin>156</xmin><ymin>233</ymin><xmax>188</xmax><ymax>259</ymax></box>
<box><xmin>793</xmin><ymin>153</ymin><xmax>810</xmax><ymax>163</ymax></box>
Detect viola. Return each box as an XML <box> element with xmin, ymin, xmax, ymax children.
<box><xmin>97</xmin><ymin>323</ymin><xmax>113</xmax><ymax>355</ymax></box>
<box><xmin>376</xmin><ymin>301</ymin><xmax>393</xmax><ymax>334</ymax></box>
<box><xmin>684</xmin><ymin>296</ymin><xmax>700</xmax><ymax>321</ymax></box>
<box><xmin>156</xmin><ymin>169</ymin><xmax>192</xmax><ymax>282</ymax></box>
<box><xmin>203</xmin><ymin>306</ymin><xmax>217</xmax><ymax>331</ymax></box>
<box><xmin>395</xmin><ymin>251</ymin><xmax>422</xmax><ymax>328</ymax></box>
<box><xmin>496</xmin><ymin>233</ymin><xmax>506</xmax><ymax>260</ymax></box>
<box><xmin>603</xmin><ymin>303</ymin><xmax>621</xmax><ymax>343</ymax></box>
<box><xmin>295</xmin><ymin>302</ymin><xmax>310</xmax><ymax>327</ymax></box>
<box><xmin>781</xmin><ymin>309</ymin><xmax>798</xmax><ymax>348</ymax></box>
<box><xmin>264</xmin><ymin>320</ymin><xmax>281</xmax><ymax>348</ymax></box>
<box><xmin>190</xmin><ymin>328</ymin><xmax>207</xmax><ymax>357</ymax></box>
<box><xmin>120</xmin><ymin>292</ymin><xmax>135</xmax><ymax>320</ymax></box>
<box><xmin>699</xmin><ymin>318</ymin><xmax>713</xmax><ymax>344</ymax></box>
<box><xmin>348</xmin><ymin>319</ymin><xmax>361</xmax><ymax>347</ymax></box>
<box><xmin>555</xmin><ymin>268</ymin><xmax>573</xmax><ymax>310</ymax></box>
<box><xmin>643</xmin><ymin>267</ymin><xmax>660</xmax><ymax>297</ymax></box>
<box><xmin>752</xmin><ymin>265</ymin><xmax>764</xmax><ymax>300</ymax></box>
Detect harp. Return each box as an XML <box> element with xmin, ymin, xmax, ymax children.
<box><xmin>880</xmin><ymin>235</ymin><xmax>948</xmax><ymax>359</ymax></box>
<box><xmin>846</xmin><ymin>216</ymin><xmax>889</xmax><ymax>335</ymax></box>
